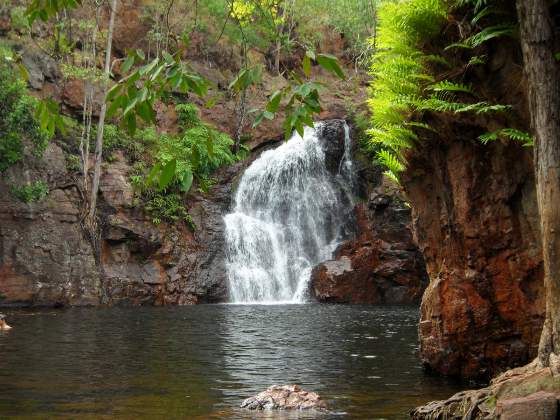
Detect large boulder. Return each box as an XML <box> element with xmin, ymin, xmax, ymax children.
<box><xmin>412</xmin><ymin>361</ymin><xmax>560</xmax><ymax>419</ymax></box>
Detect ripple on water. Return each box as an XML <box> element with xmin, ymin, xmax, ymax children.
<box><xmin>0</xmin><ymin>304</ymin><xmax>465</xmax><ymax>419</ymax></box>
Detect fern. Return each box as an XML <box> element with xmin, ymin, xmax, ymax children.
<box><xmin>467</xmin><ymin>55</ymin><xmax>487</xmax><ymax>67</ymax></box>
<box><xmin>468</xmin><ymin>24</ymin><xmax>515</xmax><ymax>47</ymax></box>
<box><xmin>418</xmin><ymin>97</ymin><xmax>511</xmax><ymax>114</ymax></box>
<box><xmin>367</xmin><ymin>0</ymin><xmax>516</xmax><ymax>185</ymax></box>
<box><xmin>427</xmin><ymin>81</ymin><xmax>474</xmax><ymax>94</ymax></box>
<box><xmin>377</xmin><ymin>149</ymin><xmax>405</xmax><ymax>181</ymax></box>
<box><xmin>446</xmin><ymin>24</ymin><xmax>515</xmax><ymax>50</ymax></box>
<box><xmin>368</xmin><ymin>0</ymin><xmax>446</xmax><ymax>183</ymax></box>
<box><xmin>478</xmin><ymin>128</ymin><xmax>533</xmax><ymax>146</ymax></box>
<box><xmin>424</xmin><ymin>54</ymin><xmax>452</xmax><ymax>68</ymax></box>
<box><xmin>454</xmin><ymin>0</ymin><xmax>490</xmax><ymax>13</ymax></box>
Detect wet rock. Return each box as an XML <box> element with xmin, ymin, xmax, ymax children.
<box><xmin>240</xmin><ymin>385</ymin><xmax>327</xmax><ymax>411</ymax></box>
<box><xmin>317</xmin><ymin>119</ymin><xmax>347</xmax><ymax>176</ymax></box>
<box><xmin>0</xmin><ymin>313</ymin><xmax>12</xmax><ymax>330</ymax></box>
<box><xmin>311</xmin><ymin>177</ymin><xmax>428</xmax><ymax>304</ymax></box>
<box><xmin>0</xmin><ymin>119</ymin><xmax>360</xmax><ymax>307</ymax></box>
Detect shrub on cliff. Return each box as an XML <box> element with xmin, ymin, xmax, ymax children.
<box><xmin>0</xmin><ymin>56</ymin><xmax>50</xmax><ymax>172</ymax></box>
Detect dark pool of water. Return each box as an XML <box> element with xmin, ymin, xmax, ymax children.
<box><xmin>0</xmin><ymin>305</ymin><xmax>464</xmax><ymax>419</ymax></box>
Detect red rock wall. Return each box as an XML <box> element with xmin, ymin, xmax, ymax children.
<box><xmin>403</xmin><ymin>131</ymin><xmax>545</xmax><ymax>380</ymax></box>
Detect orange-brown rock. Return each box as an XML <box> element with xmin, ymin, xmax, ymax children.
<box><xmin>403</xmin><ymin>134</ymin><xmax>545</xmax><ymax>380</ymax></box>
<box><xmin>401</xmin><ymin>34</ymin><xmax>545</xmax><ymax>380</ymax></box>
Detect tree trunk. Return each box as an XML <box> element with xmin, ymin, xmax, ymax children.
<box><xmin>516</xmin><ymin>0</ymin><xmax>560</xmax><ymax>367</ymax></box>
<box><xmin>275</xmin><ymin>38</ymin><xmax>281</xmax><ymax>75</ymax></box>
<box><xmin>87</xmin><ymin>0</ymin><xmax>118</xmax><ymax>222</ymax></box>
<box><xmin>234</xmin><ymin>87</ymin><xmax>247</xmax><ymax>153</ymax></box>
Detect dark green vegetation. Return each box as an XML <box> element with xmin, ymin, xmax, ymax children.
<box><xmin>0</xmin><ymin>52</ymin><xmax>49</xmax><ymax>173</ymax></box>
<box><xmin>10</xmin><ymin>180</ymin><xmax>49</xmax><ymax>203</ymax></box>
<box><xmin>368</xmin><ymin>0</ymin><xmax>532</xmax><ymax>182</ymax></box>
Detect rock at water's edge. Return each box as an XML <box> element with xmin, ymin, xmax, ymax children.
<box><xmin>240</xmin><ymin>384</ymin><xmax>327</xmax><ymax>411</ymax></box>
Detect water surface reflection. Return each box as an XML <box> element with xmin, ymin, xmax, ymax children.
<box><xmin>0</xmin><ymin>305</ymin><xmax>464</xmax><ymax>419</ymax></box>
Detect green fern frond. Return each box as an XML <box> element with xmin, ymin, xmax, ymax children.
<box><xmin>454</xmin><ymin>0</ymin><xmax>490</xmax><ymax>13</ymax></box>
<box><xmin>418</xmin><ymin>97</ymin><xmax>511</xmax><ymax>114</ymax></box>
<box><xmin>479</xmin><ymin>128</ymin><xmax>534</xmax><ymax>146</ymax></box>
<box><xmin>384</xmin><ymin>169</ymin><xmax>401</xmax><ymax>184</ymax></box>
<box><xmin>428</xmin><ymin>81</ymin><xmax>474</xmax><ymax>94</ymax></box>
<box><xmin>406</xmin><ymin>121</ymin><xmax>437</xmax><ymax>132</ymax></box>
<box><xmin>471</xmin><ymin>7</ymin><xmax>494</xmax><ymax>25</ymax></box>
<box><xmin>468</xmin><ymin>24</ymin><xmax>515</xmax><ymax>48</ymax></box>
<box><xmin>377</xmin><ymin>149</ymin><xmax>405</xmax><ymax>175</ymax></box>
<box><xmin>424</xmin><ymin>54</ymin><xmax>452</xmax><ymax>67</ymax></box>
<box><xmin>445</xmin><ymin>24</ymin><xmax>515</xmax><ymax>51</ymax></box>
<box><xmin>444</xmin><ymin>41</ymin><xmax>472</xmax><ymax>51</ymax></box>
<box><xmin>467</xmin><ymin>55</ymin><xmax>487</xmax><ymax>67</ymax></box>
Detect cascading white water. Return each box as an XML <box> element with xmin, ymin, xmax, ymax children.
<box><xmin>224</xmin><ymin>122</ymin><xmax>355</xmax><ymax>304</ymax></box>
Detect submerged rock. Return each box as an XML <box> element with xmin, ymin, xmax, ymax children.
<box><xmin>240</xmin><ymin>385</ymin><xmax>327</xmax><ymax>411</ymax></box>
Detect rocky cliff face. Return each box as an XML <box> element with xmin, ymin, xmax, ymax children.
<box><xmin>98</xmin><ymin>151</ymin><xmax>244</xmax><ymax>305</ymax></box>
<box><xmin>0</xmin><ymin>141</ymin><xmax>249</xmax><ymax>307</ymax></box>
<box><xmin>0</xmin><ymin>144</ymin><xmax>100</xmax><ymax>306</ymax></box>
<box><xmin>402</xmin><ymin>105</ymin><xmax>544</xmax><ymax>380</ymax></box>
<box><xmin>0</xmin><ymin>118</ymin><xmax>427</xmax><ymax>307</ymax></box>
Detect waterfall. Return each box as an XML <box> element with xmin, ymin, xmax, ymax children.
<box><xmin>224</xmin><ymin>122</ymin><xmax>355</xmax><ymax>304</ymax></box>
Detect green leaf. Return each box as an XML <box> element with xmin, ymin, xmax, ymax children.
<box><xmin>146</xmin><ymin>162</ymin><xmax>161</xmax><ymax>186</ymax></box>
<box><xmin>159</xmin><ymin>159</ymin><xmax>177</xmax><ymax>190</ymax></box>
<box><xmin>295</xmin><ymin>119</ymin><xmax>305</xmax><ymax>137</ymax></box>
<box><xmin>137</xmin><ymin>101</ymin><xmax>155</xmax><ymax>123</ymax></box>
<box><xmin>266</xmin><ymin>90</ymin><xmax>282</xmax><ymax>113</ymax></box>
<box><xmin>303</xmin><ymin>54</ymin><xmax>311</xmax><ymax>78</ymax></box>
<box><xmin>253</xmin><ymin>112</ymin><xmax>265</xmax><ymax>127</ymax></box>
<box><xmin>316</xmin><ymin>53</ymin><xmax>345</xmax><ymax>80</ymax></box>
<box><xmin>179</xmin><ymin>170</ymin><xmax>193</xmax><ymax>193</ymax></box>
<box><xmin>121</xmin><ymin>55</ymin><xmax>135</xmax><ymax>73</ymax></box>
<box><xmin>206</xmin><ymin>129</ymin><xmax>214</xmax><ymax>157</ymax></box>
<box><xmin>191</xmin><ymin>145</ymin><xmax>200</xmax><ymax>169</ymax></box>
<box><xmin>125</xmin><ymin>113</ymin><xmax>137</xmax><ymax>135</ymax></box>
<box><xmin>106</xmin><ymin>95</ymin><xmax>123</xmax><ymax>119</ymax></box>
<box><xmin>18</xmin><ymin>64</ymin><xmax>30</xmax><ymax>81</ymax></box>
